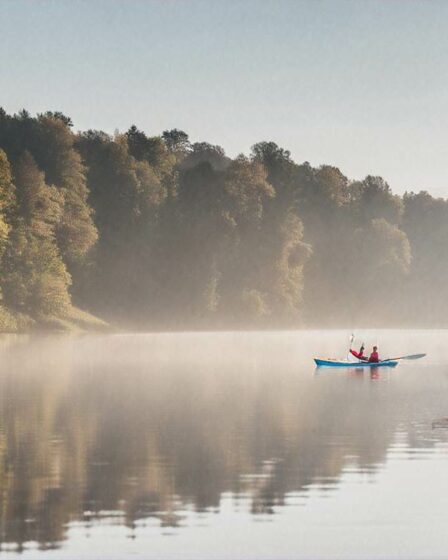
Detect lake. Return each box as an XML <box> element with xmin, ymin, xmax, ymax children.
<box><xmin>0</xmin><ymin>330</ymin><xmax>447</xmax><ymax>559</ymax></box>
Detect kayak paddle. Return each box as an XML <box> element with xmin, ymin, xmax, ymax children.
<box><xmin>382</xmin><ymin>353</ymin><xmax>426</xmax><ymax>362</ymax></box>
<box><xmin>347</xmin><ymin>333</ymin><xmax>355</xmax><ymax>360</ymax></box>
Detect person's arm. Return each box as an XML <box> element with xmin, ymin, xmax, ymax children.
<box><xmin>350</xmin><ymin>349</ymin><xmax>368</xmax><ymax>361</ymax></box>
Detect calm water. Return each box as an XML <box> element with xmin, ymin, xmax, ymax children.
<box><xmin>0</xmin><ymin>330</ymin><xmax>447</xmax><ymax>559</ymax></box>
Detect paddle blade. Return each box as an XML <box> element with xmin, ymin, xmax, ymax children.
<box><xmin>401</xmin><ymin>353</ymin><xmax>426</xmax><ymax>360</ymax></box>
<box><xmin>389</xmin><ymin>353</ymin><xmax>426</xmax><ymax>361</ymax></box>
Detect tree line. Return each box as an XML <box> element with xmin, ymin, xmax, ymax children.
<box><xmin>0</xmin><ymin>108</ymin><xmax>445</xmax><ymax>329</ymax></box>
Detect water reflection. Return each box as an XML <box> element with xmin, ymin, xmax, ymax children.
<box><xmin>0</xmin><ymin>332</ymin><xmax>445</xmax><ymax>553</ymax></box>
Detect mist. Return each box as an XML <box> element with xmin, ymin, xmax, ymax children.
<box><xmin>0</xmin><ymin>330</ymin><xmax>445</xmax><ymax>555</ymax></box>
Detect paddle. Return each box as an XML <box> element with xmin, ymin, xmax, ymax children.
<box><xmin>382</xmin><ymin>353</ymin><xmax>426</xmax><ymax>362</ymax></box>
<box><xmin>347</xmin><ymin>333</ymin><xmax>354</xmax><ymax>359</ymax></box>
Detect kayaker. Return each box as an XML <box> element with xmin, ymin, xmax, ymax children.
<box><xmin>350</xmin><ymin>343</ymin><xmax>366</xmax><ymax>360</ymax></box>
<box><xmin>368</xmin><ymin>346</ymin><xmax>379</xmax><ymax>363</ymax></box>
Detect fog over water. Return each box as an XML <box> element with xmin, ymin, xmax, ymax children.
<box><xmin>0</xmin><ymin>330</ymin><xmax>447</xmax><ymax>559</ymax></box>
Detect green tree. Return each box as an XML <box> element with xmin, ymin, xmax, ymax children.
<box><xmin>0</xmin><ymin>149</ymin><xmax>14</xmax><ymax>254</ymax></box>
<box><xmin>126</xmin><ymin>126</ymin><xmax>175</xmax><ymax>177</ymax></box>
<box><xmin>162</xmin><ymin>129</ymin><xmax>190</xmax><ymax>154</ymax></box>
<box><xmin>76</xmin><ymin>131</ymin><xmax>166</xmax><ymax>322</ymax></box>
<box><xmin>401</xmin><ymin>192</ymin><xmax>448</xmax><ymax>324</ymax></box>
<box><xmin>182</xmin><ymin>142</ymin><xmax>229</xmax><ymax>171</ymax></box>
<box><xmin>2</xmin><ymin>152</ymin><xmax>71</xmax><ymax>316</ymax></box>
<box><xmin>351</xmin><ymin>175</ymin><xmax>403</xmax><ymax>226</ymax></box>
<box><xmin>251</xmin><ymin>141</ymin><xmax>297</xmax><ymax>201</ymax></box>
<box><xmin>34</xmin><ymin>115</ymin><xmax>98</xmax><ymax>262</ymax></box>
<box><xmin>0</xmin><ymin>111</ymin><xmax>97</xmax><ymax>263</ymax></box>
<box><xmin>3</xmin><ymin>231</ymin><xmax>71</xmax><ymax>315</ymax></box>
<box><xmin>13</xmin><ymin>151</ymin><xmax>64</xmax><ymax>240</ymax></box>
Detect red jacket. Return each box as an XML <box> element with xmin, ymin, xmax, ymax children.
<box><xmin>369</xmin><ymin>351</ymin><xmax>379</xmax><ymax>363</ymax></box>
<box><xmin>350</xmin><ymin>349</ymin><xmax>366</xmax><ymax>360</ymax></box>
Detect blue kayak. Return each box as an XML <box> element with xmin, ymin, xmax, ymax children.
<box><xmin>314</xmin><ymin>358</ymin><xmax>398</xmax><ymax>368</ymax></box>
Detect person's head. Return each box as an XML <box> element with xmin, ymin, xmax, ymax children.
<box><xmin>373</xmin><ymin>346</ymin><xmax>378</xmax><ymax>352</ymax></box>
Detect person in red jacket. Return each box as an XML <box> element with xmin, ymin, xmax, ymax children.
<box><xmin>369</xmin><ymin>346</ymin><xmax>379</xmax><ymax>363</ymax></box>
<box><xmin>350</xmin><ymin>344</ymin><xmax>380</xmax><ymax>362</ymax></box>
<box><xmin>350</xmin><ymin>344</ymin><xmax>366</xmax><ymax>360</ymax></box>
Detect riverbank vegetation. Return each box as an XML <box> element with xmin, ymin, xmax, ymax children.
<box><xmin>0</xmin><ymin>108</ymin><xmax>445</xmax><ymax>330</ymax></box>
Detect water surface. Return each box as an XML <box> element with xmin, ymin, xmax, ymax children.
<box><xmin>0</xmin><ymin>330</ymin><xmax>447</xmax><ymax>559</ymax></box>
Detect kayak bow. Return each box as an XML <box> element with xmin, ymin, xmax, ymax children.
<box><xmin>314</xmin><ymin>358</ymin><xmax>398</xmax><ymax>368</ymax></box>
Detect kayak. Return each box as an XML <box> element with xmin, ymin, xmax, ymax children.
<box><xmin>314</xmin><ymin>358</ymin><xmax>398</xmax><ymax>368</ymax></box>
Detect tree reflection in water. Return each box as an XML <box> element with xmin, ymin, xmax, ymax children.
<box><xmin>0</xmin><ymin>333</ymin><xmax>444</xmax><ymax>551</ymax></box>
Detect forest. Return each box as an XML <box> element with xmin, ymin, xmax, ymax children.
<box><xmin>0</xmin><ymin>108</ymin><xmax>445</xmax><ymax>331</ymax></box>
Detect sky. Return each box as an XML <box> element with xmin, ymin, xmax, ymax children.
<box><xmin>1</xmin><ymin>0</ymin><xmax>448</xmax><ymax>196</ymax></box>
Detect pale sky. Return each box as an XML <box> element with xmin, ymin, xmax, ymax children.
<box><xmin>1</xmin><ymin>0</ymin><xmax>448</xmax><ymax>196</ymax></box>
